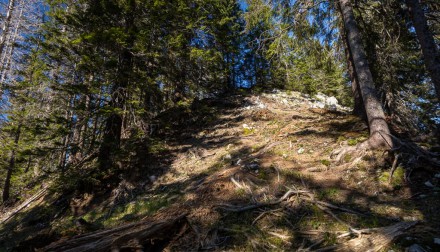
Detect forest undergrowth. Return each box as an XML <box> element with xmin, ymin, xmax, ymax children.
<box><xmin>0</xmin><ymin>90</ymin><xmax>439</xmax><ymax>251</ymax></box>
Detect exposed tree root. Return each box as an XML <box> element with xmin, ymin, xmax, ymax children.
<box><xmin>331</xmin><ymin>145</ymin><xmax>367</xmax><ymax>164</ymax></box>
<box><xmin>331</xmin><ymin>131</ymin><xmax>440</xmax><ymax>183</ymax></box>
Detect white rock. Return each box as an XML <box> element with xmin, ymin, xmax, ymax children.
<box><xmin>315</xmin><ymin>93</ymin><xmax>326</xmax><ymax>102</ymax></box>
<box><xmin>242</xmin><ymin>124</ymin><xmax>252</xmax><ymax>129</ymax></box>
<box><xmin>327</xmin><ymin>104</ymin><xmax>337</xmax><ymax>111</ymax></box>
<box><xmin>149</xmin><ymin>175</ymin><xmax>157</xmax><ymax>183</ymax></box>
<box><xmin>236</xmin><ymin>159</ymin><xmax>242</xmax><ymax>165</ymax></box>
<box><xmin>325</xmin><ymin>96</ymin><xmax>338</xmax><ymax>106</ymax></box>
<box><xmin>425</xmin><ymin>181</ymin><xmax>434</xmax><ymax>188</ymax></box>
<box><xmin>313</xmin><ymin>102</ymin><xmax>325</xmax><ymax>109</ymax></box>
<box><xmin>224</xmin><ymin>154</ymin><xmax>232</xmax><ymax>160</ymax></box>
<box><xmin>297</xmin><ymin>148</ymin><xmax>305</xmax><ymax>154</ymax></box>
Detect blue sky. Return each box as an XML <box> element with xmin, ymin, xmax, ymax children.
<box><xmin>239</xmin><ymin>0</ymin><xmax>248</xmax><ymax>11</ymax></box>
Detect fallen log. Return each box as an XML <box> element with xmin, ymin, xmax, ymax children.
<box><xmin>41</xmin><ymin>213</ymin><xmax>188</xmax><ymax>252</ymax></box>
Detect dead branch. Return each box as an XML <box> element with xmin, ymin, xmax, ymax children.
<box><xmin>389</xmin><ymin>153</ymin><xmax>401</xmax><ymax>183</ymax></box>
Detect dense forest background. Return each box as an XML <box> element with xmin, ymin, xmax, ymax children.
<box><xmin>0</xmin><ymin>0</ymin><xmax>439</xmax><ymax>227</ymax></box>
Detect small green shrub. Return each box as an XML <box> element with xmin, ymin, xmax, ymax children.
<box><xmin>347</xmin><ymin>138</ymin><xmax>358</xmax><ymax>146</ymax></box>
<box><xmin>321</xmin><ymin>159</ymin><xmax>331</xmax><ymax>166</ymax></box>
<box><xmin>243</xmin><ymin>128</ymin><xmax>255</xmax><ymax>136</ymax></box>
<box><xmin>337</xmin><ymin>136</ymin><xmax>347</xmax><ymax>142</ymax></box>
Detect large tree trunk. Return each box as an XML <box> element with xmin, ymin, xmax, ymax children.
<box><xmin>3</xmin><ymin>124</ymin><xmax>21</xmax><ymax>203</ymax></box>
<box><xmin>406</xmin><ymin>0</ymin><xmax>440</xmax><ymax>101</ymax></box>
<box><xmin>339</xmin><ymin>0</ymin><xmax>393</xmax><ymax>149</ymax></box>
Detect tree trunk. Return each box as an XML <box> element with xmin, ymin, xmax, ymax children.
<box><xmin>406</xmin><ymin>0</ymin><xmax>440</xmax><ymax>101</ymax></box>
<box><xmin>338</xmin><ymin>0</ymin><xmax>393</xmax><ymax>149</ymax></box>
<box><xmin>0</xmin><ymin>0</ymin><xmax>16</xmax><ymax>57</ymax></box>
<box><xmin>341</xmin><ymin>23</ymin><xmax>367</xmax><ymax>122</ymax></box>
<box><xmin>3</xmin><ymin>124</ymin><xmax>21</xmax><ymax>203</ymax></box>
<box><xmin>98</xmin><ymin>81</ymin><xmax>126</xmax><ymax>170</ymax></box>
<box><xmin>0</xmin><ymin>0</ymin><xmax>22</xmax><ymax>86</ymax></box>
<box><xmin>0</xmin><ymin>0</ymin><xmax>17</xmax><ymax>98</ymax></box>
<box><xmin>98</xmin><ymin>1</ymin><xmax>136</xmax><ymax>170</ymax></box>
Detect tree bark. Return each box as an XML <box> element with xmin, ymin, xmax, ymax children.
<box><xmin>338</xmin><ymin>0</ymin><xmax>393</xmax><ymax>149</ymax></box>
<box><xmin>406</xmin><ymin>0</ymin><xmax>440</xmax><ymax>101</ymax></box>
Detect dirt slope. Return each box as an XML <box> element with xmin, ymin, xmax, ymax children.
<box><xmin>1</xmin><ymin>90</ymin><xmax>439</xmax><ymax>251</ymax></box>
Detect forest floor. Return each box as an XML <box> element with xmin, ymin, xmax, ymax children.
<box><xmin>1</xmin><ymin>90</ymin><xmax>440</xmax><ymax>251</ymax></box>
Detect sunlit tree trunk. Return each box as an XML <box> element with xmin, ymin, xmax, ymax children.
<box><xmin>339</xmin><ymin>0</ymin><xmax>393</xmax><ymax>149</ymax></box>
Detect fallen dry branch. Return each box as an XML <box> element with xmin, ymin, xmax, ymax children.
<box><xmin>1</xmin><ymin>186</ymin><xmax>49</xmax><ymax>224</ymax></box>
<box><xmin>336</xmin><ymin>221</ymin><xmax>418</xmax><ymax>252</ymax></box>
<box><xmin>41</xmin><ymin>214</ymin><xmax>188</xmax><ymax>252</ymax></box>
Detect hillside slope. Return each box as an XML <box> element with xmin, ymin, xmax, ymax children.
<box><xmin>1</xmin><ymin>90</ymin><xmax>439</xmax><ymax>251</ymax></box>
